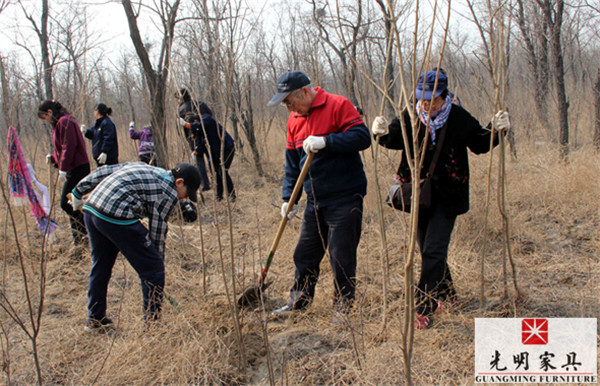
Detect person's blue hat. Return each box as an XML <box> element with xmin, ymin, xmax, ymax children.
<box><xmin>415</xmin><ymin>71</ymin><xmax>448</xmax><ymax>100</ymax></box>
<box><xmin>267</xmin><ymin>70</ymin><xmax>311</xmax><ymax>106</ymax></box>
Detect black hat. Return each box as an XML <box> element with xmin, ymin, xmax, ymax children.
<box><xmin>267</xmin><ymin>70</ymin><xmax>311</xmax><ymax>106</ymax></box>
<box><xmin>171</xmin><ymin>163</ymin><xmax>201</xmax><ymax>202</ymax></box>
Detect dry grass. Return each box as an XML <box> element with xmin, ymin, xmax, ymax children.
<box><xmin>1</xmin><ymin>133</ymin><xmax>599</xmax><ymax>384</ymax></box>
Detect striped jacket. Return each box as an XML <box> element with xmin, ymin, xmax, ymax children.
<box><xmin>72</xmin><ymin>162</ymin><xmax>178</xmax><ymax>257</ymax></box>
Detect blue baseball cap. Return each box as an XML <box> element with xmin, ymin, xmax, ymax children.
<box><xmin>415</xmin><ymin>71</ymin><xmax>448</xmax><ymax>100</ymax></box>
<box><xmin>267</xmin><ymin>70</ymin><xmax>311</xmax><ymax>106</ymax></box>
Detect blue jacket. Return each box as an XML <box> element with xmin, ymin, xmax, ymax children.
<box><xmin>189</xmin><ymin>114</ymin><xmax>234</xmax><ymax>165</ymax></box>
<box><xmin>84</xmin><ymin>116</ymin><xmax>119</xmax><ymax>164</ymax></box>
<box><xmin>282</xmin><ymin>88</ymin><xmax>370</xmax><ymax>208</ymax></box>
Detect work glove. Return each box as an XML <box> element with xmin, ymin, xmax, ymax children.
<box><xmin>80</xmin><ymin>124</ymin><xmax>87</xmax><ymax>135</ymax></box>
<box><xmin>129</xmin><ymin>121</ymin><xmax>135</xmax><ymax>130</ymax></box>
<box><xmin>302</xmin><ymin>136</ymin><xmax>326</xmax><ymax>154</ymax></box>
<box><xmin>179</xmin><ymin>117</ymin><xmax>187</xmax><ymax>127</ymax></box>
<box><xmin>371</xmin><ymin>116</ymin><xmax>389</xmax><ymax>137</ymax></box>
<box><xmin>281</xmin><ymin>202</ymin><xmax>298</xmax><ymax>220</ymax></box>
<box><xmin>46</xmin><ymin>154</ymin><xmax>53</xmax><ymax>165</ymax></box>
<box><xmin>493</xmin><ymin>111</ymin><xmax>511</xmax><ymax>132</ymax></box>
<box><xmin>58</xmin><ymin>171</ymin><xmax>67</xmax><ymax>183</ymax></box>
<box><xmin>97</xmin><ymin>152</ymin><xmax>107</xmax><ymax>164</ymax></box>
<box><xmin>69</xmin><ymin>194</ymin><xmax>84</xmax><ymax>211</ymax></box>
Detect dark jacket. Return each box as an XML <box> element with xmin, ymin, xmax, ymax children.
<box><xmin>189</xmin><ymin>114</ymin><xmax>234</xmax><ymax>166</ymax></box>
<box><xmin>84</xmin><ymin>116</ymin><xmax>119</xmax><ymax>164</ymax></box>
<box><xmin>179</xmin><ymin>99</ymin><xmax>214</xmax><ymax>151</ymax></box>
<box><xmin>378</xmin><ymin>105</ymin><xmax>499</xmax><ymax>216</ymax></box>
<box><xmin>283</xmin><ymin>87</ymin><xmax>371</xmax><ymax>208</ymax></box>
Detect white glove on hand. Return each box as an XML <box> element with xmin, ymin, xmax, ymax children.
<box><xmin>46</xmin><ymin>154</ymin><xmax>53</xmax><ymax>165</ymax></box>
<box><xmin>97</xmin><ymin>152</ymin><xmax>107</xmax><ymax>164</ymax></box>
<box><xmin>493</xmin><ymin>111</ymin><xmax>511</xmax><ymax>132</ymax></box>
<box><xmin>281</xmin><ymin>202</ymin><xmax>298</xmax><ymax>220</ymax></box>
<box><xmin>58</xmin><ymin>171</ymin><xmax>67</xmax><ymax>183</ymax></box>
<box><xmin>179</xmin><ymin>117</ymin><xmax>187</xmax><ymax>126</ymax></box>
<box><xmin>371</xmin><ymin>116</ymin><xmax>389</xmax><ymax>137</ymax></box>
<box><xmin>69</xmin><ymin>195</ymin><xmax>84</xmax><ymax>211</ymax></box>
<box><xmin>302</xmin><ymin>136</ymin><xmax>326</xmax><ymax>154</ymax></box>
<box><xmin>129</xmin><ymin>121</ymin><xmax>135</xmax><ymax>130</ymax></box>
<box><xmin>80</xmin><ymin>124</ymin><xmax>87</xmax><ymax>135</ymax></box>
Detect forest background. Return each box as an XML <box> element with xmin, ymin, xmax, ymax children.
<box><xmin>0</xmin><ymin>0</ymin><xmax>599</xmax><ymax>384</ymax></box>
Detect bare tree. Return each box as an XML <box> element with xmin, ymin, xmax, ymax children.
<box><xmin>19</xmin><ymin>0</ymin><xmax>53</xmax><ymax>99</ymax></box>
<box><xmin>514</xmin><ymin>0</ymin><xmax>551</xmax><ymax>135</ymax></box>
<box><xmin>536</xmin><ymin>0</ymin><xmax>570</xmax><ymax>158</ymax></box>
<box><xmin>121</xmin><ymin>0</ymin><xmax>180</xmax><ymax>167</ymax></box>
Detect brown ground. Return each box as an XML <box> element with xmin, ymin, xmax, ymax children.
<box><xmin>0</xmin><ymin>139</ymin><xmax>598</xmax><ymax>384</ymax></box>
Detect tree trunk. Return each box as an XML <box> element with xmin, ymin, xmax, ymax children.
<box><xmin>546</xmin><ymin>0</ymin><xmax>569</xmax><ymax>158</ymax></box>
<box><xmin>594</xmin><ymin>68</ymin><xmax>600</xmax><ymax>151</ymax></box>
<box><xmin>241</xmin><ymin>75</ymin><xmax>264</xmax><ymax>177</ymax></box>
<box><xmin>0</xmin><ymin>56</ymin><xmax>12</xmax><ymax>128</ymax></box>
<box><xmin>40</xmin><ymin>0</ymin><xmax>53</xmax><ymax>99</ymax></box>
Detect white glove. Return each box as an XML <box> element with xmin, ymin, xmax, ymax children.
<box><xmin>80</xmin><ymin>124</ymin><xmax>87</xmax><ymax>135</ymax></box>
<box><xmin>129</xmin><ymin>121</ymin><xmax>135</xmax><ymax>130</ymax></box>
<box><xmin>371</xmin><ymin>116</ymin><xmax>389</xmax><ymax>136</ymax></box>
<box><xmin>179</xmin><ymin>117</ymin><xmax>187</xmax><ymax>126</ymax></box>
<box><xmin>69</xmin><ymin>194</ymin><xmax>84</xmax><ymax>211</ymax></box>
<box><xmin>493</xmin><ymin>111</ymin><xmax>511</xmax><ymax>132</ymax></box>
<box><xmin>58</xmin><ymin>171</ymin><xmax>67</xmax><ymax>183</ymax></box>
<box><xmin>97</xmin><ymin>152</ymin><xmax>107</xmax><ymax>164</ymax></box>
<box><xmin>281</xmin><ymin>202</ymin><xmax>298</xmax><ymax>220</ymax></box>
<box><xmin>302</xmin><ymin>136</ymin><xmax>326</xmax><ymax>154</ymax></box>
<box><xmin>46</xmin><ymin>154</ymin><xmax>53</xmax><ymax>165</ymax></box>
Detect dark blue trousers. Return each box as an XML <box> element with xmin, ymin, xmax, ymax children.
<box><xmin>194</xmin><ymin>153</ymin><xmax>211</xmax><ymax>191</ymax></box>
<box><xmin>289</xmin><ymin>196</ymin><xmax>363</xmax><ymax>310</ymax></box>
<box><xmin>84</xmin><ymin>212</ymin><xmax>165</xmax><ymax>322</ymax></box>
<box><xmin>416</xmin><ymin>201</ymin><xmax>457</xmax><ymax>316</ymax></box>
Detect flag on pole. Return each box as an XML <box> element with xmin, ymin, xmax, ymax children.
<box><xmin>7</xmin><ymin>126</ymin><xmax>58</xmax><ymax>236</ymax></box>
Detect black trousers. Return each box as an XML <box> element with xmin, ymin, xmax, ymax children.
<box><xmin>213</xmin><ymin>147</ymin><xmax>235</xmax><ymax>200</ymax></box>
<box><xmin>416</xmin><ymin>201</ymin><xmax>457</xmax><ymax>316</ymax></box>
<box><xmin>289</xmin><ymin>196</ymin><xmax>363</xmax><ymax>311</ymax></box>
<box><xmin>60</xmin><ymin>163</ymin><xmax>90</xmax><ymax>245</ymax></box>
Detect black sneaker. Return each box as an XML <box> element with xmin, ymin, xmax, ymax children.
<box><xmin>84</xmin><ymin>317</ymin><xmax>114</xmax><ymax>333</ymax></box>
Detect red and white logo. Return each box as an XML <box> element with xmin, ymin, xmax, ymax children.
<box><xmin>522</xmin><ymin>318</ymin><xmax>548</xmax><ymax>345</ymax></box>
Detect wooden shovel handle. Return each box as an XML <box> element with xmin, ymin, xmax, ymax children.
<box><xmin>259</xmin><ymin>152</ymin><xmax>315</xmax><ymax>284</ymax></box>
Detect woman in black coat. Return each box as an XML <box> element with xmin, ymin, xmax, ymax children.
<box><xmin>371</xmin><ymin>70</ymin><xmax>511</xmax><ymax>330</ymax></box>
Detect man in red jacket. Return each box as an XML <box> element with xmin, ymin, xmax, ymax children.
<box><xmin>267</xmin><ymin>71</ymin><xmax>370</xmax><ymax>319</ymax></box>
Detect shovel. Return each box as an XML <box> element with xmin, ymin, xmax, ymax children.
<box><xmin>238</xmin><ymin>152</ymin><xmax>315</xmax><ymax>308</ymax></box>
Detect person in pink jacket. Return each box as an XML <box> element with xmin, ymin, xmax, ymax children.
<box><xmin>38</xmin><ymin>100</ymin><xmax>90</xmax><ymax>246</ymax></box>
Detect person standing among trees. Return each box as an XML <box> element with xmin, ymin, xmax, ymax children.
<box><xmin>38</xmin><ymin>100</ymin><xmax>90</xmax><ymax>247</ymax></box>
<box><xmin>177</xmin><ymin>87</ymin><xmax>213</xmax><ymax>192</ymax></box>
<box><xmin>180</xmin><ymin>113</ymin><xmax>236</xmax><ymax>202</ymax></box>
<box><xmin>82</xmin><ymin>103</ymin><xmax>119</xmax><ymax>167</ymax></box>
<box><xmin>128</xmin><ymin>121</ymin><xmax>156</xmax><ymax>165</ymax></box>
<box><xmin>69</xmin><ymin>162</ymin><xmax>201</xmax><ymax>331</ymax></box>
<box><xmin>371</xmin><ymin>70</ymin><xmax>511</xmax><ymax>330</ymax></box>
<box><xmin>267</xmin><ymin>70</ymin><xmax>371</xmax><ymax>318</ymax></box>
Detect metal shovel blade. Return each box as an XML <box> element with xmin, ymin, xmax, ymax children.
<box><xmin>237</xmin><ymin>280</ymin><xmax>274</xmax><ymax>308</ymax></box>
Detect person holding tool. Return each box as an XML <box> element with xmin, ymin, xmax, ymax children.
<box><xmin>267</xmin><ymin>70</ymin><xmax>371</xmax><ymax>319</ymax></box>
